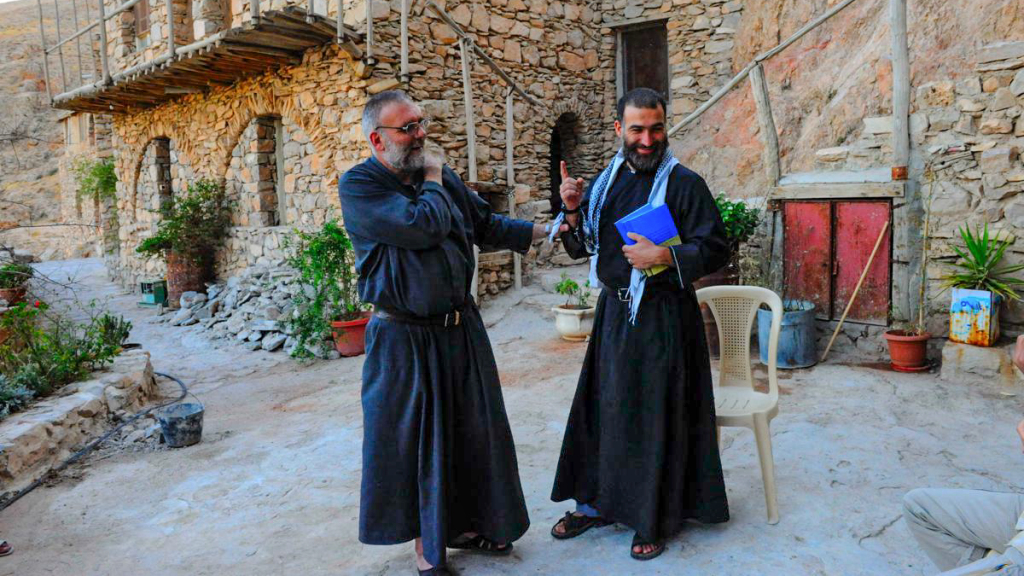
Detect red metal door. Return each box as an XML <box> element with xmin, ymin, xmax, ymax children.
<box><xmin>784</xmin><ymin>202</ymin><xmax>832</xmax><ymax>319</ymax></box>
<box><xmin>833</xmin><ymin>201</ymin><xmax>891</xmax><ymax>325</ymax></box>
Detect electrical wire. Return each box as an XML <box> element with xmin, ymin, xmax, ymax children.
<box><xmin>0</xmin><ymin>371</ymin><xmax>190</xmax><ymax>513</ymax></box>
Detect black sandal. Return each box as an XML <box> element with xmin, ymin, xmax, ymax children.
<box><xmin>630</xmin><ymin>533</ymin><xmax>665</xmax><ymax>561</ymax></box>
<box><xmin>417</xmin><ymin>566</ymin><xmax>455</xmax><ymax>576</ymax></box>
<box><xmin>448</xmin><ymin>534</ymin><xmax>513</xmax><ymax>556</ymax></box>
<box><xmin>550</xmin><ymin>511</ymin><xmax>613</xmax><ymax>540</ymax></box>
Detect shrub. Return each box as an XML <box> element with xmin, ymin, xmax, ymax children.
<box><xmin>715</xmin><ymin>194</ymin><xmax>761</xmax><ymax>252</ymax></box>
<box><xmin>71</xmin><ymin>156</ymin><xmax>118</xmax><ymax>202</ymax></box>
<box><xmin>136</xmin><ymin>178</ymin><xmax>232</xmax><ymax>265</ymax></box>
<box><xmin>555</xmin><ymin>273</ymin><xmax>592</xmax><ymax>309</ymax></box>
<box><xmin>0</xmin><ymin>263</ymin><xmax>33</xmax><ymax>290</ymax></box>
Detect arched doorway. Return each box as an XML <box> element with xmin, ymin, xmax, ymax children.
<box><xmin>548</xmin><ymin>112</ymin><xmax>580</xmax><ymax>214</ymax></box>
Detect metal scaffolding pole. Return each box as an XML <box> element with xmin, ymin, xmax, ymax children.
<box><xmin>97</xmin><ymin>0</ymin><xmax>111</xmax><ymax>84</ymax></box>
<box><xmin>165</xmin><ymin>0</ymin><xmax>175</xmax><ymax>59</ymax></box>
<box><xmin>35</xmin><ymin>0</ymin><xmax>53</xmax><ymax>100</ymax></box>
<box><xmin>53</xmin><ymin>0</ymin><xmax>69</xmax><ymax>92</ymax></box>
<box><xmin>71</xmin><ymin>0</ymin><xmax>85</xmax><ymax>85</ymax></box>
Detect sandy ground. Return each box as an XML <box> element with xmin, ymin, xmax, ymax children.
<box><xmin>1</xmin><ymin>258</ymin><xmax>1023</xmax><ymax>576</ymax></box>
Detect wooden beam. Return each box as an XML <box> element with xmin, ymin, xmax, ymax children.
<box><xmin>506</xmin><ymin>90</ymin><xmax>522</xmax><ymax>290</ymax></box>
<box><xmin>400</xmin><ymin>0</ymin><xmax>409</xmax><ymax>82</ymax></box>
<box><xmin>53</xmin><ymin>0</ymin><xmax>69</xmax><ymax>92</ymax></box>
<box><xmin>97</xmin><ymin>0</ymin><xmax>110</xmax><ymax>84</ymax></box>
<box><xmin>770</xmin><ymin>181</ymin><xmax>905</xmax><ymax>200</ymax></box>
<box><xmin>365</xmin><ymin>0</ymin><xmax>374</xmax><ymax>64</ymax></box>
<box><xmin>749</xmin><ymin>63</ymin><xmax>781</xmax><ymax>186</ymax></box>
<box><xmin>460</xmin><ymin>38</ymin><xmax>477</xmax><ymax>182</ymax></box>
<box><xmin>166</xmin><ymin>0</ymin><xmax>175</xmax><ymax>59</ymax></box>
<box><xmin>890</xmin><ymin>0</ymin><xmax>909</xmax><ymax>174</ymax></box>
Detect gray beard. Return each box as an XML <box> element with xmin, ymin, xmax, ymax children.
<box><xmin>380</xmin><ymin>139</ymin><xmax>424</xmax><ymax>177</ymax></box>
<box><xmin>623</xmin><ymin>139</ymin><xmax>667</xmax><ymax>174</ymax></box>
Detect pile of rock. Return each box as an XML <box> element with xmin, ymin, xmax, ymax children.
<box><xmin>152</xmin><ymin>265</ymin><xmax>338</xmax><ymax>358</ymax></box>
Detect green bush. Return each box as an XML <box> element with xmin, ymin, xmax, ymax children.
<box><xmin>0</xmin><ymin>303</ymin><xmax>125</xmax><ymax>419</ymax></box>
<box><xmin>0</xmin><ymin>374</ymin><xmax>34</xmax><ymax>418</ymax></box>
<box><xmin>136</xmin><ymin>178</ymin><xmax>232</xmax><ymax>265</ymax></box>
<box><xmin>555</xmin><ymin>272</ymin><xmax>592</xmax><ymax>309</ymax></box>
<box><xmin>715</xmin><ymin>194</ymin><xmax>761</xmax><ymax>251</ymax></box>
<box><xmin>283</xmin><ymin>220</ymin><xmax>367</xmax><ymax>359</ymax></box>
<box><xmin>0</xmin><ymin>263</ymin><xmax>34</xmax><ymax>290</ymax></box>
<box><xmin>71</xmin><ymin>156</ymin><xmax>118</xmax><ymax>202</ymax></box>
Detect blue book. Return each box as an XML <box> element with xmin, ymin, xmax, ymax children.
<box><xmin>614</xmin><ymin>203</ymin><xmax>680</xmax><ymax>277</ymax></box>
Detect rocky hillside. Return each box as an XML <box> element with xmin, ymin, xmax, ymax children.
<box><xmin>674</xmin><ymin>0</ymin><xmax>1024</xmax><ymax>197</ymax></box>
<box><xmin>0</xmin><ymin>0</ymin><xmax>91</xmax><ymax>260</ymax></box>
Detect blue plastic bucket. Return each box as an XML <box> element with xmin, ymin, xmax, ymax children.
<box><xmin>758</xmin><ymin>300</ymin><xmax>818</xmax><ymax>369</ymax></box>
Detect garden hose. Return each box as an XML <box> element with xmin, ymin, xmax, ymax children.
<box><xmin>0</xmin><ymin>371</ymin><xmax>190</xmax><ymax>514</ymax></box>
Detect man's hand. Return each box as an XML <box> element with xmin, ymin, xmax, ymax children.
<box><xmin>423</xmin><ymin>146</ymin><xmax>443</xmax><ymax>184</ymax></box>
<box><xmin>533</xmin><ymin>223</ymin><xmax>569</xmax><ymax>241</ymax></box>
<box><xmin>622</xmin><ymin>233</ymin><xmax>672</xmax><ymax>270</ymax></box>
<box><xmin>560</xmin><ymin>161</ymin><xmax>584</xmax><ymax>228</ymax></box>
<box><xmin>1013</xmin><ymin>335</ymin><xmax>1024</xmax><ymax>373</ymax></box>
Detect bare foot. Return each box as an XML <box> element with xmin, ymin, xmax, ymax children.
<box><xmin>552</xmin><ymin>512</ymin><xmax>586</xmax><ymax>536</ymax></box>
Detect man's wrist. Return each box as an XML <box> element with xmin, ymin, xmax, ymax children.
<box><xmin>659</xmin><ymin>246</ymin><xmax>675</xmax><ymax>267</ymax></box>
<box><xmin>561</xmin><ymin>205</ymin><xmax>581</xmax><ymax>215</ymax></box>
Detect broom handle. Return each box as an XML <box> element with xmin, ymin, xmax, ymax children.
<box><xmin>821</xmin><ymin>221</ymin><xmax>890</xmax><ymax>363</ymax></box>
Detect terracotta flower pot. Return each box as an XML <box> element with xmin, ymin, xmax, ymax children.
<box><xmin>165</xmin><ymin>251</ymin><xmax>211</xmax><ymax>309</ymax></box>
<box><xmin>0</xmin><ymin>286</ymin><xmax>27</xmax><ymax>306</ymax></box>
<box><xmin>331</xmin><ymin>311</ymin><xmax>372</xmax><ymax>357</ymax></box>
<box><xmin>883</xmin><ymin>330</ymin><xmax>931</xmax><ymax>372</ymax></box>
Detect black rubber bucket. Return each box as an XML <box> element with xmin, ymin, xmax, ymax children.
<box><xmin>156</xmin><ymin>402</ymin><xmax>204</xmax><ymax>448</ymax></box>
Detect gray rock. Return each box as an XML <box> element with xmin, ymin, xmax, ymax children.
<box><xmin>1012</xmin><ymin>69</ymin><xmax>1024</xmax><ymax>97</ymax></box>
<box><xmin>179</xmin><ymin>291</ymin><xmax>199</xmax><ymax>308</ymax></box>
<box><xmin>169</xmin><ymin>308</ymin><xmax>194</xmax><ymax>326</ymax></box>
<box><xmin>194</xmin><ymin>306</ymin><xmax>213</xmax><ymax>320</ymax></box>
<box><xmin>939</xmin><ymin>340</ymin><xmax>1008</xmax><ymax>383</ymax></box>
<box><xmin>236</xmin><ymin>329</ymin><xmax>252</xmax><ymax>341</ymax></box>
<box><xmin>249</xmin><ymin>319</ymin><xmax>280</xmax><ymax>332</ymax></box>
<box><xmin>243</xmin><ymin>340</ymin><xmax>263</xmax><ymax>351</ymax></box>
<box><xmin>225</xmin><ymin>316</ymin><xmax>246</xmax><ymax>334</ymax></box>
<box><xmin>260</xmin><ymin>305</ymin><xmax>282</xmax><ymax>320</ymax></box>
<box><xmin>246</xmin><ymin>331</ymin><xmax>263</xmax><ymax>342</ymax></box>
<box><xmin>261</xmin><ymin>332</ymin><xmax>288</xmax><ymax>351</ymax></box>
<box><xmin>179</xmin><ymin>317</ymin><xmax>199</xmax><ymax>327</ymax></box>
<box><xmin>226</xmin><ymin>276</ymin><xmax>241</xmax><ymax>289</ymax></box>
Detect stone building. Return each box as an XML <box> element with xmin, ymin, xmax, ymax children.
<box><xmin>37</xmin><ymin>0</ymin><xmax>1024</xmax><ymax>349</ymax></box>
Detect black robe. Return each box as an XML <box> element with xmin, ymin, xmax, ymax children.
<box><xmin>338</xmin><ymin>157</ymin><xmax>532</xmax><ymax>567</ymax></box>
<box><xmin>551</xmin><ymin>163</ymin><xmax>732</xmax><ymax>543</ymax></box>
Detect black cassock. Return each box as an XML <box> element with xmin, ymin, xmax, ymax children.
<box><xmin>338</xmin><ymin>157</ymin><xmax>532</xmax><ymax>567</ymax></box>
<box><xmin>552</xmin><ymin>163</ymin><xmax>731</xmax><ymax>543</ymax></box>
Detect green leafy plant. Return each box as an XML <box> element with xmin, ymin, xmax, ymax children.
<box><xmin>283</xmin><ymin>220</ymin><xmax>367</xmax><ymax>359</ymax></box>
<box><xmin>0</xmin><ymin>263</ymin><xmax>33</xmax><ymax>289</ymax></box>
<box><xmin>715</xmin><ymin>194</ymin><xmax>762</xmax><ymax>252</ymax></box>
<box><xmin>71</xmin><ymin>156</ymin><xmax>118</xmax><ymax>202</ymax></box>
<box><xmin>94</xmin><ymin>312</ymin><xmax>133</xmax><ymax>348</ymax></box>
<box><xmin>0</xmin><ymin>374</ymin><xmax>34</xmax><ymax>418</ymax></box>
<box><xmin>136</xmin><ymin>178</ymin><xmax>232</xmax><ymax>265</ymax></box>
<box><xmin>555</xmin><ymin>273</ymin><xmax>592</xmax><ymax>309</ymax></box>
<box><xmin>0</xmin><ymin>302</ymin><xmax>122</xmax><ymax>413</ymax></box>
<box><xmin>939</xmin><ymin>223</ymin><xmax>1024</xmax><ymax>301</ymax></box>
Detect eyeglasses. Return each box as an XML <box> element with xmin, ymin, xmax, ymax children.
<box><xmin>375</xmin><ymin>119</ymin><xmax>430</xmax><ymax>135</ymax></box>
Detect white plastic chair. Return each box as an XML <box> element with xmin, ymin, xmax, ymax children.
<box><xmin>696</xmin><ymin>285</ymin><xmax>783</xmax><ymax>525</ymax></box>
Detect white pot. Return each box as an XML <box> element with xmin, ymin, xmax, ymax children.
<box><xmin>552</xmin><ymin>305</ymin><xmax>596</xmax><ymax>341</ymax></box>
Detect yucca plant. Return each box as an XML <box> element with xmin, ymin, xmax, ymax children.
<box><xmin>940</xmin><ymin>224</ymin><xmax>1024</xmax><ymax>300</ymax></box>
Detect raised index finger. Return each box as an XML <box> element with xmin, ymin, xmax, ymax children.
<box><xmin>560</xmin><ymin>160</ymin><xmax>570</xmax><ymax>181</ymax></box>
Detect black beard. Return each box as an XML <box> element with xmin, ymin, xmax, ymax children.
<box><xmin>624</xmin><ymin>139</ymin><xmax>667</xmax><ymax>173</ymax></box>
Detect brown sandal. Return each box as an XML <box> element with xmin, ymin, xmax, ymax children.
<box><xmin>551</xmin><ymin>511</ymin><xmax>612</xmax><ymax>540</ymax></box>
<box><xmin>0</xmin><ymin>541</ymin><xmax>11</xmax><ymax>558</ymax></box>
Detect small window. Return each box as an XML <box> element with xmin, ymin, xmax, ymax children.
<box><xmin>134</xmin><ymin>0</ymin><xmax>151</xmax><ymax>40</ymax></box>
<box><xmin>619</xmin><ymin>22</ymin><xmax>669</xmax><ymax>100</ymax></box>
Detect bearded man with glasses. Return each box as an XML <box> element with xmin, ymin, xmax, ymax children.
<box><xmin>339</xmin><ymin>90</ymin><xmax>564</xmax><ymax>576</ymax></box>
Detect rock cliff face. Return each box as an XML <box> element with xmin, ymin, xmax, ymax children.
<box><xmin>674</xmin><ymin>0</ymin><xmax>1024</xmax><ymax>197</ymax></box>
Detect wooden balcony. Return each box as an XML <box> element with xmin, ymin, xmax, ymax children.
<box><xmin>53</xmin><ymin>7</ymin><xmax>361</xmax><ymax>114</ymax></box>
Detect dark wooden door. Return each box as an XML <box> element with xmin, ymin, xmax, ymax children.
<box><xmin>620</xmin><ymin>23</ymin><xmax>669</xmax><ymax>97</ymax></box>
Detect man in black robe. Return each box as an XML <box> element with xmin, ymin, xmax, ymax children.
<box><xmin>549</xmin><ymin>87</ymin><xmax>731</xmax><ymax>560</ymax></box>
<box><xmin>339</xmin><ymin>90</ymin><xmax>562</xmax><ymax>575</ymax></box>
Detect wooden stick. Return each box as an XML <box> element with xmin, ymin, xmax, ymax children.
<box><xmin>820</xmin><ymin>220</ymin><xmax>890</xmax><ymax>362</ymax></box>
<box><xmin>749</xmin><ymin>63</ymin><xmax>780</xmax><ymax>186</ymax></box>
<box><xmin>889</xmin><ymin>0</ymin><xmax>909</xmax><ymax>170</ymax></box>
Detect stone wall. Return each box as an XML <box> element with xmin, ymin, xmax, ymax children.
<box><xmin>0</xmin><ymin>350</ymin><xmax>156</xmax><ymax>494</ymax></box>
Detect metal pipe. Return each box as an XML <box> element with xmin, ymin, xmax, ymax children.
<box><xmin>35</xmin><ymin>0</ymin><xmax>54</xmax><ymax>101</ymax></box>
<box><xmin>307</xmin><ymin>0</ymin><xmax>314</xmax><ymax>22</ymax></box>
<box><xmin>103</xmin><ymin>0</ymin><xmax>146</xmax><ymax>21</ymax></box>
<box><xmin>250</xmin><ymin>0</ymin><xmax>259</xmax><ymax>24</ymax></box>
<box><xmin>72</xmin><ymin>0</ymin><xmax>85</xmax><ymax>85</ymax></box>
<box><xmin>83</xmin><ymin>0</ymin><xmax>97</xmax><ymax>82</ymax></box>
<box><xmin>53</xmin><ymin>0</ymin><xmax>69</xmax><ymax>92</ymax></box>
<box><xmin>365</xmin><ymin>0</ymin><xmax>373</xmax><ymax>63</ymax></box>
<box><xmin>890</xmin><ymin>0</ymin><xmax>910</xmax><ymax>172</ymax></box>
<box><xmin>335</xmin><ymin>0</ymin><xmax>342</xmax><ymax>42</ymax></box>
<box><xmin>460</xmin><ymin>38</ymin><xmax>476</xmax><ymax>182</ymax></box>
<box><xmin>165</xmin><ymin>0</ymin><xmax>174</xmax><ymax>59</ymax></box>
<box><xmin>399</xmin><ymin>0</ymin><xmax>408</xmax><ymax>82</ymax></box>
<box><xmin>47</xmin><ymin>18</ymin><xmax>98</xmax><ymax>53</ymax></box>
<box><xmin>97</xmin><ymin>0</ymin><xmax>111</xmax><ymax>84</ymax></box>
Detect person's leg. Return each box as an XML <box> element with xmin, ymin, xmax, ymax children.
<box><xmin>576</xmin><ymin>502</ymin><xmax>600</xmax><ymax>517</ymax></box>
<box><xmin>903</xmin><ymin>488</ymin><xmax>1024</xmax><ymax>570</ymax></box>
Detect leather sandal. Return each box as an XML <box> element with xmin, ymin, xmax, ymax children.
<box><xmin>417</xmin><ymin>565</ymin><xmax>455</xmax><ymax>575</ymax></box>
<box><xmin>550</xmin><ymin>511</ymin><xmax>613</xmax><ymax>540</ymax></box>
<box><xmin>630</xmin><ymin>533</ymin><xmax>665</xmax><ymax>561</ymax></box>
<box><xmin>448</xmin><ymin>534</ymin><xmax>512</xmax><ymax>556</ymax></box>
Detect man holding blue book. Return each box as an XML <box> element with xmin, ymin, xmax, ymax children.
<box><xmin>548</xmin><ymin>87</ymin><xmax>732</xmax><ymax>560</ymax></box>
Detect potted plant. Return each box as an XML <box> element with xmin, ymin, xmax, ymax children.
<box><xmin>696</xmin><ymin>194</ymin><xmax>762</xmax><ymax>355</ymax></box>
<box><xmin>285</xmin><ymin>220</ymin><xmax>371</xmax><ymax>358</ymax></box>
<box><xmin>551</xmin><ymin>272</ymin><xmax>595</xmax><ymax>341</ymax></box>
<box><xmin>135</xmin><ymin>178</ymin><xmax>231</xmax><ymax>308</ymax></box>
<box><xmin>0</xmin><ymin>263</ymin><xmax>33</xmax><ymax>305</ymax></box>
<box><xmin>939</xmin><ymin>223</ymin><xmax>1024</xmax><ymax>347</ymax></box>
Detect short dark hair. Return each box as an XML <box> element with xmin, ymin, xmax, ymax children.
<box><xmin>616</xmin><ymin>88</ymin><xmax>667</xmax><ymax>121</ymax></box>
<box><xmin>361</xmin><ymin>90</ymin><xmax>415</xmax><ymax>140</ymax></box>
